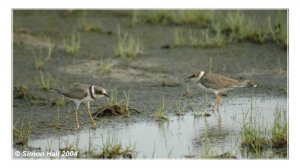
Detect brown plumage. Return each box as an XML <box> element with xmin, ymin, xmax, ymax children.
<box><xmin>52</xmin><ymin>84</ymin><xmax>89</xmax><ymax>100</ymax></box>
<box><xmin>200</xmin><ymin>73</ymin><xmax>244</xmax><ymax>90</ymax></box>
<box><xmin>185</xmin><ymin>70</ymin><xmax>257</xmax><ymax>112</ymax></box>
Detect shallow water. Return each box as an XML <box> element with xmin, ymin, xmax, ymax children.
<box><xmin>15</xmin><ymin>96</ymin><xmax>287</xmax><ymax>159</ymax></box>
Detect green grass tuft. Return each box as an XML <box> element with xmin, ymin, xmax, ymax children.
<box><xmin>13</xmin><ymin>115</ymin><xmax>34</xmax><ymax>146</ymax></box>
<box><xmin>240</xmin><ymin>99</ymin><xmax>269</xmax><ymax>153</ymax></box>
<box><xmin>173</xmin><ymin>29</ymin><xmax>184</xmax><ymax>47</ymax></box>
<box><xmin>38</xmin><ymin>71</ymin><xmax>58</xmax><ymax>90</ymax></box>
<box><xmin>178</xmin><ymin>10</ymin><xmax>215</xmax><ymax>26</ymax></box>
<box><xmin>155</xmin><ymin>98</ymin><xmax>169</xmax><ymax>121</ymax></box>
<box><xmin>271</xmin><ymin>106</ymin><xmax>287</xmax><ymax>148</ymax></box>
<box><xmin>114</xmin><ymin>27</ymin><xmax>143</xmax><ymax>59</ymax></box>
<box><xmin>239</xmin><ymin>99</ymin><xmax>288</xmax><ymax>157</ymax></box>
<box><xmin>52</xmin><ymin>96</ymin><xmax>66</xmax><ymax>107</ymax></box>
<box><xmin>79</xmin><ymin>19</ymin><xmax>102</xmax><ymax>33</ymax></box>
<box><xmin>87</xmin><ymin>136</ymin><xmax>135</xmax><ymax>159</ymax></box>
<box><xmin>34</xmin><ymin>37</ymin><xmax>53</xmax><ymax>70</ymax></box>
<box><xmin>270</xmin><ymin>11</ymin><xmax>288</xmax><ymax>48</ymax></box>
<box><xmin>98</xmin><ymin>58</ymin><xmax>114</xmax><ymax>74</ymax></box>
<box><xmin>132</xmin><ymin>10</ymin><xmax>214</xmax><ymax>27</ymax></box>
<box><xmin>14</xmin><ymin>84</ymin><xmax>29</xmax><ymax>99</ymax></box>
<box><xmin>63</xmin><ymin>31</ymin><xmax>81</xmax><ymax>55</ymax></box>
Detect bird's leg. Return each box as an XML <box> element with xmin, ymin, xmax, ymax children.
<box><xmin>75</xmin><ymin>103</ymin><xmax>80</xmax><ymax>129</ymax></box>
<box><xmin>86</xmin><ymin>102</ymin><xmax>96</xmax><ymax>128</ymax></box>
<box><xmin>213</xmin><ymin>95</ymin><xmax>219</xmax><ymax>112</ymax></box>
<box><xmin>216</xmin><ymin>95</ymin><xmax>222</xmax><ymax>111</ymax></box>
<box><xmin>214</xmin><ymin>95</ymin><xmax>222</xmax><ymax>112</ymax></box>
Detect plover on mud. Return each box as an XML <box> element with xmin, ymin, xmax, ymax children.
<box><xmin>51</xmin><ymin>83</ymin><xmax>109</xmax><ymax>128</ymax></box>
<box><xmin>185</xmin><ymin>70</ymin><xmax>257</xmax><ymax>112</ymax></box>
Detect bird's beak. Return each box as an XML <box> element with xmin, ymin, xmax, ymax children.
<box><xmin>103</xmin><ymin>93</ymin><xmax>110</xmax><ymax>97</ymax></box>
<box><xmin>184</xmin><ymin>75</ymin><xmax>194</xmax><ymax>83</ymax></box>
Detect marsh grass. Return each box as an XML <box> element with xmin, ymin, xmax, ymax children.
<box><xmin>13</xmin><ymin>126</ymin><xmax>30</xmax><ymax>146</ymax></box>
<box><xmin>132</xmin><ymin>10</ymin><xmax>214</xmax><ymax>26</ymax></box>
<box><xmin>173</xmin><ymin>10</ymin><xmax>281</xmax><ymax>48</ymax></box>
<box><xmin>131</xmin><ymin>10</ymin><xmax>139</xmax><ymax>26</ymax></box>
<box><xmin>79</xmin><ymin>19</ymin><xmax>102</xmax><ymax>33</ymax></box>
<box><xmin>114</xmin><ymin>27</ymin><xmax>143</xmax><ymax>59</ymax></box>
<box><xmin>52</xmin><ymin>96</ymin><xmax>66</xmax><ymax>107</ymax></box>
<box><xmin>234</xmin><ymin>18</ymin><xmax>268</xmax><ymax>43</ymax></box>
<box><xmin>14</xmin><ymin>84</ymin><xmax>29</xmax><ymax>99</ymax></box>
<box><xmin>240</xmin><ymin>119</ymin><xmax>269</xmax><ymax>154</ymax></box>
<box><xmin>98</xmin><ymin>58</ymin><xmax>114</xmax><ymax>74</ymax></box>
<box><xmin>212</xmin><ymin>23</ymin><xmax>231</xmax><ymax>45</ymax></box>
<box><xmin>270</xmin><ymin>11</ymin><xmax>288</xmax><ymax>48</ymax></box>
<box><xmin>137</xmin><ymin>10</ymin><xmax>286</xmax><ymax>48</ymax></box>
<box><xmin>271</xmin><ymin>106</ymin><xmax>287</xmax><ymax>149</ymax></box>
<box><xmin>173</xmin><ymin>29</ymin><xmax>184</xmax><ymax>47</ymax></box>
<box><xmin>155</xmin><ymin>98</ymin><xmax>169</xmax><ymax>121</ymax></box>
<box><xmin>63</xmin><ymin>31</ymin><xmax>81</xmax><ymax>55</ymax></box>
<box><xmin>193</xmin><ymin>93</ymin><xmax>211</xmax><ymax>117</ymax></box>
<box><xmin>178</xmin><ymin>10</ymin><xmax>215</xmax><ymax>26</ymax></box>
<box><xmin>94</xmin><ymin>89</ymin><xmax>131</xmax><ymax>117</ymax></box>
<box><xmin>34</xmin><ymin>37</ymin><xmax>53</xmax><ymax>70</ymax></box>
<box><xmin>58</xmin><ymin>137</ymin><xmax>80</xmax><ymax>158</ymax></box>
<box><xmin>39</xmin><ymin>71</ymin><xmax>58</xmax><ymax>90</ymax></box>
<box><xmin>240</xmin><ymin>99</ymin><xmax>269</xmax><ymax>155</ymax></box>
<box><xmin>239</xmin><ymin>99</ymin><xmax>288</xmax><ymax>158</ymax></box>
<box><xmin>240</xmin><ymin>111</ymin><xmax>269</xmax><ymax>153</ymax></box>
<box><xmin>175</xmin><ymin>101</ymin><xmax>184</xmax><ymax>116</ymax></box>
<box><xmin>123</xmin><ymin>90</ymin><xmax>131</xmax><ymax>117</ymax></box>
<box><xmin>132</xmin><ymin>10</ymin><xmax>176</xmax><ymax>25</ymax></box>
<box><xmin>220</xmin><ymin>11</ymin><xmax>270</xmax><ymax>44</ymax></box>
<box><xmin>100</xmin><ymin>143</ymin><xmax>135</xmax><ymax>159</ymax></box>
<box><xmin>191</xmin><ymin>21</ymin><xmax>229</xmax><ymax>47</ymax></box>
<box><xmin>222</xmin><ymin>11</ymin><xmax>245</xmax><ymax>36</ymax></box>
<box><xmin>89</xmin><ymin>136</ymin><xmax>135</xmax><ymax>159</ymax></box>
<box><xmin>174</xmin><ymin>27</ymin><xmax>228</xmax><ymax>48</ymax></box>
<box><xmin>13</xmin><ymin>115</ymin><xmax>33</xmax><ymax>146</ymax></box>
<box><xmin>200</xmin><ymin>118</ymin><xmax>218</xmax><ymax>158</ymax></box>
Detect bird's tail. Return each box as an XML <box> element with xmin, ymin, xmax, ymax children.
<box><xmin>240</xmin><ymin>80</ymin><xmax>258</xmax><ymax>88</ymax></box>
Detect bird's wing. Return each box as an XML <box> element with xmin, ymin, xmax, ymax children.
<box><xmin>57</xmin><ymin>87</ymin><xmax>88</xmax><ymax>99</ymax></box>
<box><xmin>200</xmin><ymin>74</ymin><xmax>240</xmax><ymax>90</ymax></box>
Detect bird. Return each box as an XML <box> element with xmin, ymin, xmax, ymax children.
<box><xmin>185</xmin><ymin>70</ymin><xmax>257</xmax><ymax>112</ymax></box>
<box><xmin>51</xmin><ymin>83</ymin><xmax>109</xmax><ymax>128</ymax></box>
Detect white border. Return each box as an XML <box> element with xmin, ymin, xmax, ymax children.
<box><xmin>1</xmin><ymin>0</ymin><xmax>299</xmax><ymax>168</ymax></box>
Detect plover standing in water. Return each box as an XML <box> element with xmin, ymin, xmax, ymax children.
<box><xmin>51</xmin><ymin>83</ymin><xmax>109</xmax><ymax>128</ymax></box>
<box><xmin>185</xmin><ymin>70</ymin><xmax>257</xmax><ymax>112</ymax></box>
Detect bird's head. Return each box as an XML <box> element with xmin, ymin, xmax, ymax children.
<box><xmin>185</xmin><ymin>70</ymin><xmax>205</xmax><ymax>83</ymax></box>
<box><xmin>93</xmin><ymin>86</ymin><xmax>109</xmax><ymax>99</ymax></box>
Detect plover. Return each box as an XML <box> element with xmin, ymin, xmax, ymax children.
<box><xmin>51</xmin><ymin>83</ymin><xmax>109</xmax><ymax>128</ymax></box>
<box><xmin>185</xmin><ymin>70</ymin><xmax>257</xmax><ymax>112</ymax></box>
